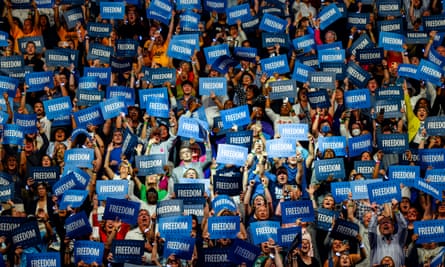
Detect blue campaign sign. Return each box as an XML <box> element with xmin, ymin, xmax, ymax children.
<box><xmin>13</xmin><ymin>113</ymin><xmax>37</xmax><ymax>134</ymax></box>
<box><xmin>349</xmin><ymin>34</ymin><xmax>374</xmax><ymax>55</ymax></box>
<box><xmin>167</xmin><ymin>39</ymin><xmax>195</xmax><ymax>62</ymax></box>
<box><xmin>30</xmin><ymin>166</ymin><xmax>59</xmax><ymax>184</ymax></box>
<box><xmin>69</xmin><ymin>167</ymin><xmax>91</xmax><ymax>188</ymax></box>
<box><xmin>348</xmin><ymin>133</ymin><xmax>373</xmax><ymax>158</ymax></box>
<box><xmin>164</xmin><ymin>236</ymin><xmax>195</xmax><ymax>260</ymax></box>
<box><xmin>350</xmin><ymin>179</ymin><xmax>380</xmax><ymax>200</ymax></box>
<box><xmin>212</xmin><ymin>195</ymin><xmax>237</xmax><ymax>214</ymax></box>
<box><xmin>143</xmin><ymin>67</ymin><xmax>176</xmax><ymax>86</ymax></box>
<box><xmin>65</xmin><ymin>211</ymin><xmax>92</xmax><ymax>239</ymax></box>
<box><xmin>330</xmin><ymin>219</ymin><xmax>360</xmax><ymax>241</ymax></box>
<box><xmin>27</xmin><ymin>252</ymin><xmax>60</xmax><ymax>267</ymax></box>
<box><xmin>211</xmin><ymin>55</ymin><xmax>239</xmax><ymax>74</ymax></box>
<box><xmin>174</xmin><ymin>183</ymin><xmax>205</xmax><ymax>199</ymax></box>
<box><xmin>45</xmin><ymin>49</ymin><xmax>72</xmax><ymax>68</ymax></box>
<box><xmin>203</xmin><ymin>0</ymin><xmax>226</xmax><ymax>12</ymax></box>
<box><xmin>157</xmin><ymin>199</ymin><xmax>184</xmax><ymax>218</ymax></box>
<box><xmin>226</xmin><ymin>3</ymin><xmax>252</xmax><ymax>25</ymax></box>
<box><xmin>87</xmin><ymin>22</ymin><xmax>112</xmax><ymax>38</ymax></box>
<box><xmin>64</xmin><ymin>148</ymin><xmax>94</xmax><ymax>169</ymax></box>
<box><xmin>216</xmin><ymin>144</ymin><xmax>248</xmax><ymax>166</ymax></box>
<box><xmin>111</xmin><ymin>240</ymin><xmax>144</xmax><ymax>264</ymax></box>
<box><xmin>59</xmin><ymin>189</ymin><xmax>88</xmax><ymax>210</ymax></box>
<box><xmin>233</xmin><ymin>47</ymin><xmax>257</xmax><ymax>62</ymax></box>
<box><xmin>347</xmin><ymin>13</ymin><xmax>370</xmax><ymax>29</ymax></box>
<box><xmin>0</xmin><ymin>55</ymin><xmax>24</xmax><ymax>70</ymax></box>
<box><xmin>135</xmin><ymin>155</ymin><xmax>165</xmax><ymax>176</ymax></box>
<box><xmin>0</xmin><ymin>172</ymin><xmax>12</xmax><ymax>185</ymax></box>
<box><xmin>277</xmin><ymin>226</ymin><xmax>301</xmax><ymax>249</ymax></box>
<box><xmin>18</xmin><ymin>35</ymin><xmax>45</xmax><ymax>54</ymax></box>
<box><xmin>413</xmin><ymin>177</ymin><xmax>442</xmax><ymax>200</ymax></box>
<box><xmin>428</xmin><ymin>49</ymin><xmax>445</xmax><ymax>68</ymax></box>
<box><xmin>417</xmin><ymin>59</ymin><xmax>444</xmax><ymax>86</ymax></box>
<box><xmin>278</xmin><ymin>123</ymin><xmax>308</xmax><ymax>141</ymax></box>
<box><xmin>100</xmin><ymin>1</ymin><xmax>125</xmax><ymax>19</ymax></box>
<box><xmin>139</xmin><ymin>87</ymin><xmax>168</xmax><ymax>108</ymax></box>
<box><xmin>266</xmin><ymin>138</ymin><xmax>296</xmax><ymax>158</ymax></box>
<box><xmin>262</xmin><ymin>33</ymin><xmax>290</xmax><ymax>49</ymax></box>
<box><xmin>77</xmin><ymin>89</ymin><xmax>103</xmax><ymax>107</ymax></box>
<box><xmin>414</xmin><ymin>220</ymin><xmax>445</xmax><ymax>244</ymax></box>
<box><xmin>146</xmin><ymin>95</ymin><xmax>170</xmax><ymax>118</ymax></box>
<box><xmin>204</xmin><ymin>44</ymin><xmax>230</xmax><ymax>65</ymax></box>
<box><xmin>318</xmin><ymin>4</ymin><xmax>342</xmax><ymax>30</ymax></box>
<box><xmin>331</xmin><ymin>181</ymin><xmax>351</xmax><ymax>203</ymax></box>
<box><xmin>316</xmin><ymin>208</ymin><xmax>339</xmax><ymax>231</ymax></box>
<box><xmin>146</xmin><ymin>0</ymin><xmax>172</xmax><ymax>25</ymax></box>
<box><xmin>269</xmin><ymin>80</ymin><xmax>297</xmax><ymax>100</ymax></box>
<box><xmin>96</xmin><ymin>180</ymin><xmax>129</xmax><ymax>201</ymax></box>
<box><xmin>25</xmin><ymin>71</ymin><xmax>53</xmax><ymax>92</ymax></box>
<box><xmin>307</xmin><ymin>89</ymin><xmax>330</xmax><ymax>109</ymax></box>
<box><xmin>74</xmin><ymin>241</ymin><xmax>104</xmax><ymax>265</ymax></box>
<box><xmin>213</xmin><ymin>174</ymin><xmax>243</xmax><ymax>196</ymax></box>
<box><xmin>220</xmin><ymin>105</ymin><xmax>250</xmax><ymax>129</ymax></box>
<box><xmin>180</xmin><ymin>12</ymin><xmax>200</xmax><ymax>32</ymax></box>
<box><xmin>159</xmin><ymin>215</ymin><xmax>192</xmax><ymax>238</ymax></box>
<box><xmin>388</xmin><ymin>165</ymin><xmax>419</xmax><ymax>187</ymax></box>
<box><xmin>292</xmin><ymin>34</ymin><xmax>315</xmax><ymax>53</ymax></box>
<box><xmin>425</xmin><ymin>169</ymin><xmax>445</xmax><ymax>186</ymax></box>
<box><xmin>199</xmin><ymin>77</ymin><xmax>227</xmax><ymax>96</ymax></box>
<box><xmin>208</xmin><ymin>216</ymin><xmax>240</xmax><ymax>239</ymax></box>
<box><xmin>317</xmin><ymin>41</ymin><xmax>343</xmax><ymax>51</ymax></box>
<box><xmin>262</xmin><ymin>55</ymin><xmax>290</xmax><ymax>75</ymax></box>
<box><xmin>103</xmin><ymin>198</ymin><xmax>140</xmax><ymax>225</ymax></box>
<box><xmin>0</xmin><ymin>110</ymin><xmax>7</xmax><ymax>125</ymax></box>
<box><xmin>12</xmin><ymin>221</ymin><xmax>41</xmax><ymax>248</ymax></box>
<box><xmin>229</xmin><ymin>239</ymin><xmax>261</xmax><ymax>266</ymax></box>
<box><xmin>377</xmin><ymin>133</ymin><xmax>408</xmax><ymax>154</ymax></box>
<box><xmin>376</xmin><ymin>86</ymin><xmax>403</xmax><ymax>102</ymax></box>
<box><xmin>0</xmin><ymin>75</ymin><xmax>19</xmax><ymax>97</ymax></box>
<box><xmin>116</xmin><ymin>39</ymin><xmax>139</xmax><ymax>58</ymax></box>
<box><xmin>63</xmin><ymin>7</ymin><xmax>84</xmax><ymax>30</ymax></box>
<box><xmin>3</xmin><ymin>124</ymin><xmax>24</xmax><ymax>146</ymax></box>
<box><xmin>345</xmin><ymin>89</ymin><xmax>371</xmax><ymax>110</ymax></box>
<box><xmin>0</xmin><ymin>216</ymin><xmax>24</xmax><ymax>238</ymax></box>
<box><xmin>226</xmin><ymin>130</ymin><xmax>253</xmax><ymax>148</ymax></box>
<box><xmin>308</xmin><ymin>72</ymin><xmax>336</xmax><ymax>89</ymax></box>
<box><xmin>249</xmin><ymin>221</ymin><xmax>280</xmax><ymax>245</ymax></box>
<box><xmin>177</xmin><ymin>116</ymin><xmax>206</xmax><ymax>142</ymax></box>
<box><xmin>367</xmin><ymin>180</ymin><xmax>401</xmax><ymax>204</ymax></box>
<box><xmin>178</xmin><ymin>179</ymin><xmax>210</xmax><ymax>199</ymax></box>
<box><xmin>281</xmin><ymin>200</ymin><xmax>314</xmax><ymax>224</ymax></box>
<box><xmin>242</xmin><ymin>15</ymin><xmax>260</xmax><ymax>32</ymax></box>
<box><xmin>318</xmin><ymin>49</ymin><xmax>345</xmax><ymax>64</ymax></box>
<box><xmin>259</xmin><ymin>13</ymin><xmax>287</xmax><ymax>33</ymax></box>
<box><xmin>100</xmin><ymin>97</ymin><xmax>126</xmax><ymax>120</ymax></box>
<box><xmin>111</xmin><ymin>58</ymin><xmax>132</xmax><ymax>73</ymax></box>
<box><xmin>423</xmin><ymin>14</ymin><xmax>445</xmax><ymax>32</ymax></box>
<box><xmin>53</xmin><ymin>173</ymin><xmax>79</xmax><ymax>196</ymax></box>
<box><xmin>397</xmin><ymin>64</ymin><xmax>418</xmax><ymax>79</ymax></box>
<box><xmin>406</xmin><ymin>31</ymin><xmax>429</xmax><ymax>44</ymax></box>
<box><xmin>375</xmin><ymin>99</ymin><xmax>401</xmax><ymax>119</ymax></box>
<box><xmin>0</xmin><ymin>184</ymin><xmax>13</xmax><ymax>202</ymax></box>
<box><xmin>176</xmin><ymin>0</ymin><xmax>201</xmax><ymax>10</ymax></box>
<box><xmin>292</xmin><ymin>62</ymin><xmax>315</xmax><ymax>83</ymax></box>
<box><xmin>184</xmin><ymin>201</ymin><xmax>206</xmax><ymax>224</ymax></box>
<box><xmin>377</xmin><ymin>0</ymin><xmax>402</xmax><ymax>17</ymax></box>
<box><xmin>356</xmin><ymin>47</ymin><xmax>384</xmax><ymax>64</ymax></box>
<box><xmin>377</xmin><ymin>18</ymin><xmax>404</xmax><ymax>33</ymax></box>
<box><xmin>172</xmin><ymin>33</ymin><xmax>200</xmax><ymax>51</ymax></box>
<box><xmin>346</xmin><ymin>62</ymin><xmax>371</xmax><ymax>88</ymax></box>
<box><xmin>314</xmin><ymin>158</ymin><xmax>345</xmax><ymax>180</ymax></box>
<box><xmin>43</xmin><ymin>96</ymin><xmax>73</xmax><ymax>120</ymax></box>
<box><xmin>84</xmin><ymin>67</ymin><xmax>111</xmax><ymax>85</ymax></box>
<box><xmin>0</xmin><ymin>31</ymin><xmax>8</xmax><ymax>47</ymax></box>
<box><xmin>379</xmin><ymin>31</ymin><xmax>405</xmax><ymax>52</ymax></box>
<box><xmin>87</xmin><ymin>43</ymin><xmax>114</xmax><ymax>64</ymax></box>
<box><xmin>78</xmin><ymin>75</ymin><xmax>100</xmax><ymax>90</ymax></box>
<box><xmin>418</xmin><ymin>149</ymin><xmax>445</xmax><ymax>170</ymax></box>
<box><xmin>319</xmin><ymin>136</ymin><xmax>347</xmax><ymax>156</ymax></box>
<box><xmin>200</xmin><ymin>248</ymin><xmax>231</xmax><ymax>266</ymax></box>
<box><xmin>73</xmin><ymin>105</ymin><xmax>104</xmax><ymax>128</ymax></box>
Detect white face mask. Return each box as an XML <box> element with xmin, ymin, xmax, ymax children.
<box><xmin>351</xmin><ymin>129</ymin><xmax>361</xmax><ymax>136</ymax></box>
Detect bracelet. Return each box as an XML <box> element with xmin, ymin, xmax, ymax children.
<box><xmin>360</xmin><ymin>243</ymin><xmax>365</xmax><ymax>248</ymax></box>
<box><xmin>349</xmin><ymin>35</ymin><xmax>354</xmax><ymax>39</ymax></box>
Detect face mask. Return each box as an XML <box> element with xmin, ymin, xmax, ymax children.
<box><xmin>321</xmin><ymin>125</ymin><xmax>330</xmax><ymax>133</ymax></box>
<box><xmin>352</xmin><ymin>129</ymin><xmax>361</xmax><ymax>136</ymax></box>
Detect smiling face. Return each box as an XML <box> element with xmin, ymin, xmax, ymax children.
<box><xmin>322</xmin><ymin>196</ymin><xmax>335</xmax><ymax>209</ymax></box>
<box><xmin>137</xmin><ymin>209</ymin><xmax>150</xmax><ymax>229</ymax></box>
<box><xmin>379</xmin><ymin>217</ymin><xmax>394</xmax><ymax>235</ymax></box>
<box><xmin>416</xmin><ymin>107</ymin><xmax>428</xmax><ymax>121</ymax></box>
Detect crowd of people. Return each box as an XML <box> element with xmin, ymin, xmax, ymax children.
<box><xmin>0</xmin><ymin>0</ymin><xmax>445</xmax><ymax>266</ymax></box>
